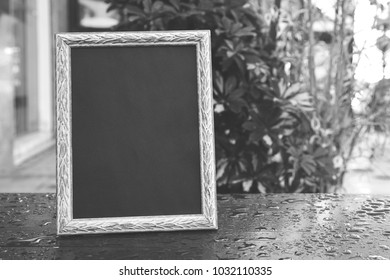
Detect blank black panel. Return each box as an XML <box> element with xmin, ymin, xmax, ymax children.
<box><xmin>70</xmin><ymin>45</ymin><xmax>201</xmax><ymax>219</ymax></box>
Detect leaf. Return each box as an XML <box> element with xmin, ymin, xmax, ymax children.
<box><xmin>249</xmin><ymin>129</ymin><xmax>265</xmax><ymax>142</ymax></box>
<box><xmin>257</xmin><ymin>181</ymin><xmax>267</xmax><ymax>194</ymax></box>
<box><xmin>151</xmin><ymin>1</ymin><xmax>164</xmax><ymax>12</ymax></box>
<box><xmin>125</xmin><ymin>4</ymin><xmax>146</xmax><ymax>16</ymax></box>
<box><xmin>221</xmin><ymin>17</ymin><xmax>232</xmax><ymax>30</ymax></box>
<box><xmin>226</xmin><ymin>51</ymin><xmax>235</xmax><ymax>58</ymax></box>
<box><xmin>168</xmin><ymin>0</ymin><xmax>180</xmax><ymax>10</ymax></box>
<box><xmin>300</xmin><ymin>155</ymin><xmax>316</xmax><ymax>175</ymax></box>
<box><xmin>107</xmin><ymin>3</ymin><xmax>117</xmax><ymax>13</ymax></box>
<box><xmin>262</xmin><ymin>135</ymin><xmax>272</xmax><ymax>146</ymax></box>
<box><xmin>243</xmin><ymin>180</ymin><xmax>253</xmax><ymax>192</ymax></box>
<box><xmin>252</xmin><ymin>154</ymin><xmax>259</xmax><ymax>171</ymax></box>
<box><xmin>233</xmin><ymin>55</ymin><xmax>246</xmax><ymax>76</ymax></box>
<box><xmin>224</xmin><ymin>39</ymin><xmax>234</xmax><ymax>50</ymax></box>
<box><xmin>222</xmin><ymin>57</ymin><xmax>234</xmax><ymax>71</ymax></box>
<box><xmin>283</xmin><ymin>83</ymin><xmax>301</xmax><ymax>99</ymax></box>
<box><xmin>159</xmin><ymin>4</ymin><xmax>176</xmax><ymax>14</ymax></box>
<box><xmin>128</xmin><ymin>15</ymin><xmax>141</xmax><ymax>22</ymax></box>
<box><xmin>142</xmin><ymin>0</ymin><xmax>152</xmax><ymax>13</ymax></box>
<box><xmin>213</xmin><ymin>71</ymin><xmax>224</xmax><ymax>97</ymax></box>
<box><xmin>225</xmin><ymin>76</ymin><xmax>237</xmax><ymax>93</ymax></box>
<box><xmin>216</xmin><ymin>159</ymin><xmax>229</xmax><ymax>180</ymax></box>
<box><xmin>244</xmin><ymin>54</ymin><xmax>263</xmax><ymax>64</ymax></box>
<box><xmin>227</xmin><ymin>0</ymin><xmax>248</xmax><ymax>8</ymax></box>
<box><xmin>230</xmin><ymin>22</ymin><xmax>244</xmax><ymax>34</ymax></box>
<box><xmin>312</xmin><ymin>147</ymin><xmax>329</xmax><ymax>159</ymax></box>
<box><xmin>228</xmin><ymin>97</ymin><xmax>247</xmax><ymax>113</ymax></box>
<box><xmin>234</xmin><ymin>26</ymin><xmax>256</xmax><ymax>37</ymax></box>
<box><xmin>287</xmin><ymin>146</ymin><xmax>301</xmax><ymax>158</ymax></box>
<box><xmin>198</xmin><ymin>0</ymin><xmax>213</xmax><ymax>10</ymax></box>
<box><xmin>229</xmin><ymin>88</ymin><xmax>246</xmax><ymax>99</ymax></box>
<box><xmin>242</xmin><ymin>121</ymin><xmax>257</xmax><ymax>131</ymax></box>
<box><xmin>291</xmin><ymin>92</ymin><xmax>313</xmax><ymax>111</ymax></box>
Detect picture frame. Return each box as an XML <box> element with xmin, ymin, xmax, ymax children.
<box><xmin>56</xmin><ymin>30</ymin><xmax>217</xmax><ymax>235</ymax></box>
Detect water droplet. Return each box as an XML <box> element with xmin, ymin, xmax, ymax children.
<box><xmin>354</xmin><ymin>222</ymin><xmax>370</xmax><ymax>227</ymax></box>
<box><xmin>256</xmin><ymin>226</ymin><xmax>267</xmax><ymax>231</ymax></box>
<box><xmin>366</xmin><ymin>212</ymin><xmax>385</xmax><ymax>216</ymax></box>
<box><xmin>324</xmin><ymin>239</ymin><xmax>336</xmax><ymax>245</ymax></box>
<box><xmin>214</xmin><ymin>237</ymin><xmax>229</xmax><ymax>242</ymax></box>
<box><xmin>349</xmin><ymin>234</ymin><xmax>361</xmax><ymax>240</ymax></box>
<box><xmin>279</xmin><ymin>257</ymin><xmax>293</xmax><ymax>260</ymax></box>
<box><xmin>234</xmin><ymin>207</ymin><xmax>249</xmax><ymax>212</ymax></box>
<box><xmin>348</xmin><ymin>254</ymin><xmax>363</xmax><ymax>260</ymax></box>
<box><xmin>346</xmin><ymin>227</ymin><xmax>365</xmax><ymax>233</ymax></box>
<box><xmin>238</xmin><ymin>242</ymin><xmax>256</xmax><ymax>251</ymax></box>
<box><xmin>368</xmin><ymin>255</ymin><xmax>388</xmax><ymax>260</ymax></box>
<box><xmin>257</xmin><ymin>236</ymin><xmax>277</xmax><ymax>240</ymax></box>
<box><xmin>373</xmin><ymin>208</ymin><xmax>390</xmax><ymax>213</ymax></box>
<box><xmin>325</xmin><ymin>253</ymin><xmax>338</xmax><ymax>257</ymax></box>
<box><xmin>325</xmin><ymin>246</ymin><xmax>338</xmax><ymax>253</ymax></box>
<box><xmin>342</xmin><ymin>250</ymin><xmax>352</xmax><ymax>255</ymax></box>
<box><xmin>369</xmin><ymin>201</ymin><xmax>385</xmax><ymax>206</ymax></box>
<box><xmin>230</xmin><ymin>211</ymin><xmax>246</xmax><ymax>218</ymax></box>
<box><xmin>5</xmin><ymin>235</ymin><xmax>54</xmax><ymax>246</ymax></box>
<box><xmin>382</xmin><ymin>230</ymin><xmax>390</xmax><ymax>236</ymax></box>
<box><xmin>253</xmin><ymin>212</ymin><xmax>264</xmax><ymax>217</ymax></box>
<box><xmin>257</xmin><ymin>252</ymin><xmax>270</xmax><ymax>257</ymax></box>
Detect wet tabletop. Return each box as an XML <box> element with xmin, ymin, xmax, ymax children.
<box><xmin>1</xmin><ymin>193</ymin><xmax>390</xmax><ymax>260</ymax></box>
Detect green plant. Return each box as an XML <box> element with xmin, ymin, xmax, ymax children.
<box><xmin>106</xmin><ymin>0</ymin><xmax>352</xmax><ymax>193</ymax></box>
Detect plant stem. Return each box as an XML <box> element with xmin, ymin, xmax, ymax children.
<box><xmin>335</xmin><ymin>0</ymin><xmax>346</xmax><ymax>121</ymax></box>
<box><xmin>269</xmin><ymin>0</ymin><xmax>282</xmax><ymax>50</ymax></box>
<box><xmin>325</xmin><ymin>0</ymin><xmax>340</xmax><ymax>102</ymax></box>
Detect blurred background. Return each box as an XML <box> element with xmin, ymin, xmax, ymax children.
<box><xmin>1</xmin><ymin>0</ymin><xmax>390</xmax><ymax>194</ymax></box>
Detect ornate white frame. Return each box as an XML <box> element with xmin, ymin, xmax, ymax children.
<box><xmin>56</xmin><ymin>31</ymin><xmax>217</xmax><ymax>235</ymax></box>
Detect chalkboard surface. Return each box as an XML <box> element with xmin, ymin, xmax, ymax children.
<box><xmin>70</xmin><ymin>45</ymin><xmax>202</xmax><ymax>219</ymax></box>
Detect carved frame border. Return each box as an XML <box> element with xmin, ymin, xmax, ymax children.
<box><xmin>56</xmin><ymin>31</ymin><xmax>217</xmax><ymax>235</ymax></box>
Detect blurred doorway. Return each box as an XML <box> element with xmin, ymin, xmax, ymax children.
<box><xmin>11</xmin><ymin>0</ymin><xmax>39</xmax><ymax>136</ymax></box>
<box><xmin>0</xmin><ymin>0</ymin><xmax>54</xmax><ymax>172</ymax></box>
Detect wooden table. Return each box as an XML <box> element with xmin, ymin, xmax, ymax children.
<box><xmin>1</xmin><ymin>193</ymin><xmax>390</xmax><ymax>260</ymax></box>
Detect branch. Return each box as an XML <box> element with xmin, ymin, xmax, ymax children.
<box><xmin>307</xmin><ymin>0</ymin><xmax>318</xmax><ymax>113</ymax></box>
